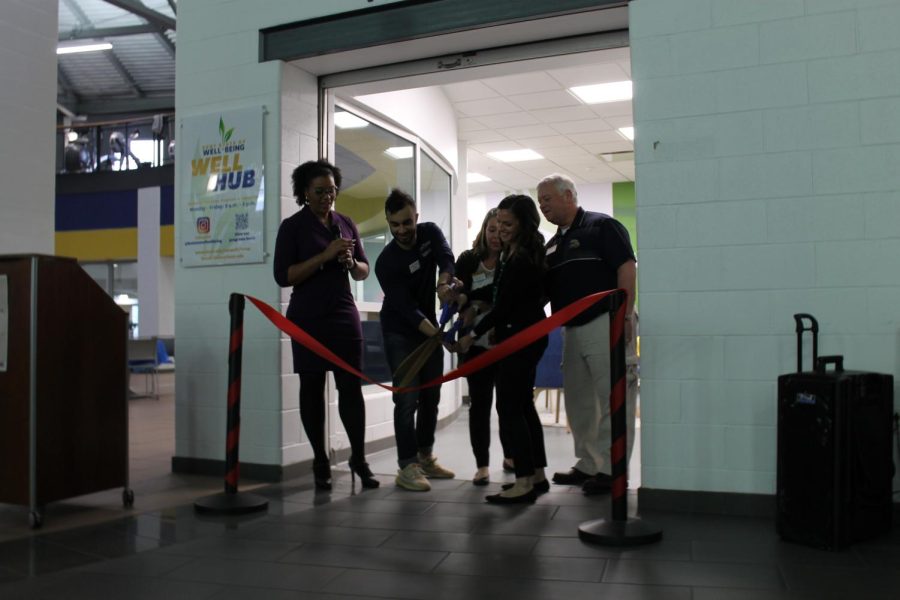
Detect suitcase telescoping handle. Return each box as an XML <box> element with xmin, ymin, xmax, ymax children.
<box><xmin>793</xmin><ymin>313</ymin><xmax>818</xmax><ymax>373</ymax></box>
<box><xmin>815</xmin><ymin>355</ymin><xmax>844</xmax><ymax>373</ymax></box>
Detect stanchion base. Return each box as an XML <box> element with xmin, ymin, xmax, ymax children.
<box><xmin>194</xmin><ymin>492</ymin><xmax>269</xmax><ymax>515</ymax></box>
<box><xmin>578</xmin><ymin>517</ymin><xmax>662</xmax><ymax>546</ymax></box>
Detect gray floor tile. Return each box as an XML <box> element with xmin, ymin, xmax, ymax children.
<box><xmin>435</xmin><ymin>551</ymin><xmax>607</xmax><ymax>582</ymax></box>
<box><xmin>207</xmin><ymin>586</ymin><xmax>387</xmax><ymax>600</ymax></box>
<box><xmin>157</xmin><ymin>536</ymin><xmax>299</xmax><ymax>561</ymax></box>
<box><xmin>279</xmin><ymin>542</ymin><xmax>447</xmax><ymax>572</ymax></box>
<box><xmin>338</xmin><ymin>511</ymin><xmax>480</xmax><ymax>533</ymax></box>
<box><xmin>383</xmin><ymin>530</ymin><xmax>539</xmax><ymax>555</ymax></box>
<box><xmin>0</xmin><ymin>538</ymin><xmax>103</xmax><ymax>576</ymax></box>
<box><xmin>324</xmin><ymin>569</ymin><xmax>691</xmax><ymax>600</ymax></box>
<box><xmin>471</xmin><ymin>514</ymin><xmax>580</xmax><ymax>537</ymax></box>
<box><xmin>236</xmin><ymin>522</ymin><xmax>394</xmax><ymax>546</ymax></box>
<box><xmin>692</xmin><ymin>588</ymin><xmax>877</xmax><ymax>600</ymax></box>
<box><xmin>779</xmin><ymin>563</ymin><xmax>900</xmax><ymax>595</ymax></box>
<box><xmin>533</xmin><ymin>537</ymin><xmax>691</xmax><ymax>561</ymax></box>
<box><xmin>853</xmin><ymin>541</ymin><xmax>900</xmax><ymax>568</ymax></box>
<box><xmin>692</xmin><ymin>539</ymin><xmax>867</xmax><ymax>566</ymax></box>
<box><xmin>603</xmin><ymin>558</ymin><xmax>784</xmax><ymax>589</ymax></box>
<box><xmin>0</xmin><ymin>570</ymin><xmax>223</xmax><ymax>600</ymax></box>
<box><xmin>165</xmin><ymin>557</ymin><xmax>344</xmax><ymax>591</ymax></box>
<box><xmin>40</xmin><ymin>526</ymin><xmax>165</xmax><ymax>559</ymax></box>
<box><xmin>319</xmin><ymin>497</ymin><xmax>437</xmax><ymax>516</ymax></box>
<box><xmin>423</xmin><ymin>499</ymin><xmax>558</xmax><ymax>519</ymax></box>
<box><xmin>74</xmin><ymin>551</ymin><xmax>197</xmax><ymax>576</ymax></box>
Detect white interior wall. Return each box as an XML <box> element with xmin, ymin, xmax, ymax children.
<box><xmin>631</xmin><ymin>0</ymin><xmax>900</xmax><ymax>495</ymax></box>
<box><xmin>137</xmin><ymin>187</ymin><xmax>161</xmax><ymax>336</ymax></box>
<box><xmin>0</xmin><ymin>0</ymin><xmax>57</xmax><ymax>255</ymax></box>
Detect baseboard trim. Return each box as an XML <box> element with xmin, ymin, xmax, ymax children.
<box><xmin>638</xmin><ymin>487</ymin><xmax>776</xmax><ymax>518</ymax></box>
<box><xmin>171</xmin><ymin>404</ymin><xmax>462</xmax><ymax>482</ymax></box>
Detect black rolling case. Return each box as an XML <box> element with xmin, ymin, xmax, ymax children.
<box><xmin>776</xmin><ymin>314</ymin><xmax>894</xmax><ymax>550</ymax></box>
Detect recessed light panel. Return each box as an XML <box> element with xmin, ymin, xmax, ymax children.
<box><xmin>569</xmin><ymin>81</ymin><xmax>632</xmax><ymax>104</ymax></box>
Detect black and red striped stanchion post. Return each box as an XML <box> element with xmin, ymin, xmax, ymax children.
<box><xmin>578</xmin><ymin>289</ymin><xmax>662</xmax><ymax>546</ymax></box>
<box><xmin>195</xmin><ymin>294</ymin><xmax>269</xmax><ymax>515</ymax></box>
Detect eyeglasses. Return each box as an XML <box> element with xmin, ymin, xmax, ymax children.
<box><xmin>312</xmin><ymin>186</ymin><xmax>339</xmax><ymax>196</ymax></box>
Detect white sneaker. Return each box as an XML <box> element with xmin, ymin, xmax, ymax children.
<box><xmin>419</xmin><ymin>455</ymin><xmax>455</xmax><ymax>479</ymax></box>
<box><xmin>396</xmin><ymin>463</ymin><xmax>431</xmax><ymax>491</ymax></box>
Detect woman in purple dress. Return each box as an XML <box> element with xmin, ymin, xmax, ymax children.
<box><xmin>274</xmin><ymin>159</ymin><xmax>379</xmax><ymax>490</ymax></box>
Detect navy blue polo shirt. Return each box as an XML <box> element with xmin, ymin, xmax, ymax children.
<box><xmin>375</xmin><ymin>222</ymin><xmax>455</xmax><ymax>337</ymax></box>
<box><xmin>545</xmin><ymin>207</ymin><xmax>635</xmax><ymax>327</ymax></box>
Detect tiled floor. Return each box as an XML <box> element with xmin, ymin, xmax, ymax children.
<box><xmin>1</xmin><ymin>377</ymin><xmax>898</xmax><ymax>599</ymax></box>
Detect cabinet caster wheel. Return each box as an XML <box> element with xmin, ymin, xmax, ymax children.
<box><xmin>123</xmin><ymin>489</ymin><xmax>135</xmax><ymax>507</ymax></box>
<box><xmin>30</xmin><ymin>510</ymin><xmax>43</xmax><ymax>529</ymax></box>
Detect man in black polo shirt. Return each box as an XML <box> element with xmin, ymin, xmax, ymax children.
<box><xmin>538</xmin><ymin>173</ymin><xmax>637</xmax><ymax>495</ymax></box>
<box><xmin>375</xmin><ymin>189</ymin><xmax>458</xmax><ymax>491</ymax></box>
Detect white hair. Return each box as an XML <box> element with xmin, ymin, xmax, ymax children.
<box><xmin>538</xmin><ymin>173</ymin><xmax>578</xmax><ymax>203</ymax></box>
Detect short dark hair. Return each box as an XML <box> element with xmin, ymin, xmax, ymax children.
<box><xmin>291</xmin><ymin>160</ymin><xmax>342</xmax><ymax>205</ymax></box>
<box><xmin>384</xmin><ymin>188</ymin><xmax>416</xmax><ymax>215</ymax></box>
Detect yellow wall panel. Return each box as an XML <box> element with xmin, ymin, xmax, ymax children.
<box><xmin>55</xmin><ymin>228</ymin><xmax>138</xmax><ymax>261</ymax></box>
<box><xmin>160</xmin><ymin>224</ymin><xmax>174</xmax><ymax>257</ymax></box>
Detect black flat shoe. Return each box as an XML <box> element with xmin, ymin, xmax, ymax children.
<box><xmin>502</xmin><ymin>480</ymin><xmax>549</xmax><ymax>494</ymax></box>
<box><xmin>552</xmin><ymin>468</ymin><xmax>593</xmax><ymax>485</ymax></box>
<box><xmin>472</xmin><ymin>475</ymin><xmax>489</xmax><ymax>486</ymax></box>
<box><xmin>349</xmin><ymin>459</ymin><xmax>380</xmax><ymax>489</ymax></box>
<box><xmin>582</xmin><ymin>473</ymin><xmax>614</xmax><ymax>496</ymax></box>
<box><xmin>485</xmin><ymin>489</ymin><xmax>537</xmax><ymax>504</ymax></box>
<box><xmin>313</xmin><ymin>460</ymin><xmax>332</xmax><ymax>491</ymax></box>
<box><xmin>502</xmin><ymin>459</ymin><xmax>515</xmax><ymax>473</ymax></box>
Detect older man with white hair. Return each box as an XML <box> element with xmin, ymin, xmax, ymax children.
<box><xmin>537</xmin><ymin>173</ymin><xmax>637</xmax><ymax>496</ymax></box>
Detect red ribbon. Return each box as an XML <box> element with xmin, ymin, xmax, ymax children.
<box><xmin>245</xmin><ymin>289</ymin><xmax>620</xmax><ymax>393</ymax></box>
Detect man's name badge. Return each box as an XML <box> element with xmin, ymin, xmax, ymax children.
<box><xmin>546</xmin><ymin>244</ymin><xmax>557</xmax><ymax>255</ymax></box>
<box><xmin>409</xmin><ymin>259</ymin><xmax>420</xmax><ymax>273</ymax></box>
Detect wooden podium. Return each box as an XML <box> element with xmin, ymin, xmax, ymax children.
<box><xmin>0</xmin><ymin>254</ymin><xmax>132</xmax><ymax>527</ymax></box>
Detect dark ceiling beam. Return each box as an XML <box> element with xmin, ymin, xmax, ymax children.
<box><xmin>72</xmin><ymin>95</ymin><xmax>174</xmax><ymax>115</ymax></box>
<box><xmin>59</xmin><ymin>24</ymin><xmax>159</xmax><ymax>40</ymax></box>
<box><xmin>102</xmin><ymin>0</ymin><xmax>176</xmax><ymax>31</ymax></box>
<box><xmin>167</xmin><ymin>0</ymin><xmax>176</xmax><ymax>15</ymax></box>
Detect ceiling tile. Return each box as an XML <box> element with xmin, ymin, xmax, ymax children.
<box><xmin>469</xmin><ymin>140</ymin><xmax>523</xmax><ymax>154</ymax></box>
<box><xmin>495</xmin><ymin>124</ymin><xmax>558</xmax><ymax>139</ymax></box>
<box><xmin>482</xmin><ymin>71</ymin><xmax>561</xmax><ymax>96</ymax></box>
<box><xmin>508</xmin><ymin>90</ymin><xmax>581</xmax><ymax>111</ymax></box>
<box><xmin>539</xmin><ymin>146</ymin><xmax>594</xmax><ymax>160</ymax></box>
<box><xmin>474</xmin><ymin>112</ymin><xmax>540</xmax><ymax>129</ymax></box>
<box><xmin>442</xmin><ymin>80</ymin><xmax>500</xmax><ymax>102</ymax></box>
<box><xmin>455</xmin><ymin>97</ymin><xmax>522</xmax><ymax>116</ymax></box>
<box><xmin>551</xmin><ymin>119</ymin><xmax>613</xmax><ymax>135</ymax></box>
<box><xmin>589</xmin><ymin>100</ymin><xmax>634</xmax><ymax>118</ymax></box>
<box><xmin>567</xmin><ymin>130</ymin><xmax>628</xmax><ymax>145</ymax></box>
<box><xmin>459</xmin><ymin>129</ymin><xmax>509</xmax><ymax>144</ymax></box>
<box><xmin>547</xmin><ymin>62</ymin><xmax>631</xmax><ymax>88</ymax></box>
<box><xmin>602</xmin><ymin>115</ymin><xmax>633</xmax><ymax>130</ymax></box>
<box><xmin>528</xmin><ymin>105</ymin><xmax>597</xmax><ymax>123</ymax></box>
<box><xmin>458</xmin><ymin>117</ymin><xmax>488</xmax><ymax>132</ymax></box>
<box><xmin>581</xmin><ymin>140</ymin><xmax>634</xmax><ymax>154</ymax></box>
<box><xmin>516</xmin><ymin>135</ymin><xmax>573</xmax><ymax>149</ymax></box>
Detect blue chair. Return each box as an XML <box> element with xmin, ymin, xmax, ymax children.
<box><xmin>533</xmin><ymin>328</ymin><xmax>564</xmax><ymax>424</ymax></box>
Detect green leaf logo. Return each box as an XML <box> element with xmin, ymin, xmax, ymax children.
<box><xmin>218</xmin><ymin>116</ymin><xmax>234</xmax><ymax>145</ymax></box>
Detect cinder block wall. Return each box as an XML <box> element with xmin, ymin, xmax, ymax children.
<box><xmin>631</xmin><ymin>0</ymin><xmax>900</xmax><ymax>494</ymax></box>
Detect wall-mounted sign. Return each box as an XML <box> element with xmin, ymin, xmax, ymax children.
<box><xmin>180</xmin><ymin>107</ymin><xmax>265</xmax><ymax>267</ymax></box>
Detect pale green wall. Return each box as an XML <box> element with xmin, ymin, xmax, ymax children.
<box><xmin>631</xmin><ymin>0</ymin><xmax>900</xmax><ymax>494</ymax></box>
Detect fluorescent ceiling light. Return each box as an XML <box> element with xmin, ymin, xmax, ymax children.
<box><xmin>114</xmin><ymin>294</ymin><xmax>137</xmax><ymax>306</ymax></box>
<box><xmin>617</xmin><ymin>126</ymin><xmax>634</xmax><ymax>140</ymax></box>
<box><xmin>57</xmin><ymin>42</ymin><xmax>113</xmax><ymax>55</ymax></box>
<box><xmin>334</xmin><ymin>111</ymin><xmax>368</xmax><ymax>129</ymax></box>
<box><xmin>487</xmin><ymin>149</ymin><xmax>544</xmax><ymax>163</ymax></box>
<box><xmin>467</xmin><ymin>172</ymin><xmax>492</xmax><ymax>183</ymax></box>
<box><xmin>385</xmin><ymin>146</ymin><xmax>413</xmax><ymax>159</ymax></box>
<box><xmin>569</xmin><ymin>81</ymin><xmax>632</xmax><ymax>104</ymax></box>
<box><xmin>66</xmin><ymin>131</ymin><xmax>79</xmax><ymax>142</ymax></box>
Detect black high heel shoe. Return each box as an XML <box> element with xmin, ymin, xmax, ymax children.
<box><xmin>313</xmin><ymin>459</ymin><xmax>332</xmax><ymax>491</ymax></box>
<box><xmin>349</xmin><ymin>459</ymin><xmax>380</xmax><ymax>489</ymax></box>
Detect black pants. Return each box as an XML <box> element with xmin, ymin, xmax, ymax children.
<box><xmin>465</xmin><ymin>346</ymin><xmax>511</xmax><ymax>467</ymax></box>
<box><xmin>299</xmin><ymin>370</ymin><xmax>366</xmax><ymax>464</ymax></box>
<box><xmin>494</xmin><ymin>338</ymin><xmax>548</xmax><ymax>478</ymax></box>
